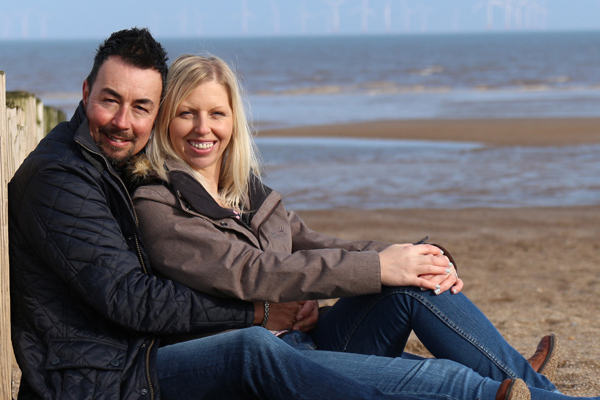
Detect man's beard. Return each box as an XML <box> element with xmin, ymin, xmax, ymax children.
<box><xmin>96</xmin><ymin>127</ymin><xmax>137</xmax><ymax>166</ymax></box>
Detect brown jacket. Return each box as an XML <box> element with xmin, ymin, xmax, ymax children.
<box><xmin>132</xmin><ymin>161</ymin><xmax>388</xmax><ymax>302</ymax></box>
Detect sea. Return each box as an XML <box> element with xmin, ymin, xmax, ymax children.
<box><xmin>2</xmin><ymin>32</ymin><xmax>600</xmax><ymax>210</ymax></box>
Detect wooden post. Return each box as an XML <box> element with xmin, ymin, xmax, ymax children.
<box><xmin>0</xmin><ymin>71</ymin><xmax>13</xmax><ymax>400</ymax></box>
<box><xmin>0</xmin><ymin>80</ymin><xmax>52</xmax><ymax>399</ymax></box>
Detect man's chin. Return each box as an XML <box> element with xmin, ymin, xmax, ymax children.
<box><xmin>97</xmin><ymin>142</ymin><xmax>135</xmax><ymax>166</ymax></box>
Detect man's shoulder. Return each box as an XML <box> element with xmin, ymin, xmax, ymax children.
<box><xmin>14</xmin><ymin>126</ymin><xmax>73</xmax><ymax>172</ymax></box>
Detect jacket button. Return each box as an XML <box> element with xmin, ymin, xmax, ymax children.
<box><xmin>141</xmin><ymin>389</ymin><xmax>148</xmax><ymax>395</ymax></box>
<box><xmin>110</xmin><ymin>359</ymin><xmax>120</xmax><ymax>367</ymax></box>
<box><xmin>50</xmin><ymin>356</ymin><xmax>60</xmax><ymax>365</ymax></box>
<box><xmin>220</xmin><ymin>222</ymin><xmax>228</xmax><ymax>227</ymax></box>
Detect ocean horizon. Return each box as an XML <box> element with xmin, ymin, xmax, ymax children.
<box><xmin>2</xmin><ymin>31</ymin><xmax>600</xmax><ymax>129</ymax></box>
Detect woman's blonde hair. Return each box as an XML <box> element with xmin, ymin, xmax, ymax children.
<box><xmin>146</xmin><ymin>54</ymin><xmax>261</xmax><ymax>210</ymax></box>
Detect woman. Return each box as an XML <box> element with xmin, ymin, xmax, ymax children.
<box><xmin>130</xmin><ymin>54</ymin><xmax>594</xmax><ymax>400</ymax></box>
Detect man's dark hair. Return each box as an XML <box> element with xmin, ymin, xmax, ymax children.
<box><xmin>86</xmin><ymin>27</ymin><xmax>169</xmax><ymax>97</ymax></box>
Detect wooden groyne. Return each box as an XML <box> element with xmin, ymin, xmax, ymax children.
<box><xmin>0</xmin><ymin>71</ymin><xmax>66</xmax><ymax>399</ymax></box>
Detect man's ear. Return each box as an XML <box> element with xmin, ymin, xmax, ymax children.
<box><xmin>82</xmin><ymin>80</ymin><xmax>90</xmax><ymax>107</ymax></box>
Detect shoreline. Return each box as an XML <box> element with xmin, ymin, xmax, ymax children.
<box><xmin>259</xmin><ymin>117</ymin><xmax>600</xmax><ymax>146</ymax></box>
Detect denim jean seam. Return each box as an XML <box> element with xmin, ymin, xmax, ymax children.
<box><xmin>401</xmin><ymin>289</ymin><xmax>519</xmax><ymax>379</ymax></box>
<box><xmin>337</xmin><ymin>293</ymin><xmax>388</xmax><ymax>352</ymax></box>
<box><xmin>338</xmin><ymin>287</ymin><xmax>518</xmax><ymax>379</ymax></box>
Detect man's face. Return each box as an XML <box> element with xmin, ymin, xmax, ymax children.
<box><xmin>83</xmin><ymin>56</ymin><xmax>162</xmax><ymax>165</ymax></box>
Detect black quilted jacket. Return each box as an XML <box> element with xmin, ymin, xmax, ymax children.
<box><xmin>8</xmin><ymin>102</ymin><xmax>254</xmax><ymax>400</ymax></box>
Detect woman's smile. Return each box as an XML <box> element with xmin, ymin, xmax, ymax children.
<box><xmin>189</xmin><ymin>140</ymin><xmax>216</xmax><ymax>151</ymax></box>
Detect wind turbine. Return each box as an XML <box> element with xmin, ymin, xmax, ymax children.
<box><xmin>298</xmin><ymin>2</ymin><xmax>313</xmax><ymax>34</ymax></box>
<box><xmin>355</xmin><ymin>0</ymin><xmax>374</xmax><ymax>33</ymax></box>
<box><xmin>1</xmin><ymin>14</ymin><xmax>14</xmax><ymax>39</ymax></box>
<box><xmin>502</xmin><ymin>0</ymin><xmax>514</xmax><ymax>29</ymax></box>
<box><xmin>526</xmin><ymin>0</ymin><xmax>548</xmax><ymax>30</ymax></box>
<box><xmin>271</xmin><ymin>1</ymin><xmax>281</xmax><ymax>35</ymax></box>
<box><xmin>512</xmin><ymin>0</ymin><xmax>530</xmax><ymax>29</ymax></box>
<box><xmin>321</xmin><ymin>0</ymin><xmax>348</xmax><ymax>34</ymax></box>
<box><xmin>473</xmin><ymin>0</ymin><xmax>505</xmax><ymax>30</ymax></box>
<box><xmin>384</xmin><ymin>0</ymin><xmax>393</xmax><ymax>33</ymax></box>
<box><xmin>239</xmin><ymin>0</ymin><xmax>256</xmax><ymax>35</ymax></box>
<box><xmin>400</xmin><ymin>0</ymin><xmax>418</xmax><ymax>32</ymax></box>
<box><xmin>415</xmin><ymin>2</ymin><xmax>433</xmax><ymax>32</ymax></box>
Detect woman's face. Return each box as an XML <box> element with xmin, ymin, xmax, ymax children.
<box><xmin>168</xmin><ymin>80</ymin><xmax>233</xmax><ymax>180</ymax></box>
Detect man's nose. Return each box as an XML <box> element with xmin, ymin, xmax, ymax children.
<box><xmin>112</xmin><ymin>108</ymin><xmax>131</xmax><ymax>130</ymax></box>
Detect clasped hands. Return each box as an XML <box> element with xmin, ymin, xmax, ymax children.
<box><xmin>379</xmin><ymin>243</ymin><xmax>463</xmax><ymax>295</ymax></box>
<box><xmin>254</xmin><ymin>300</ymin><xmax>319</xmax><ymax>333</ymax></box>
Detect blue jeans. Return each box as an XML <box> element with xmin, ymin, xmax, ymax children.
<box><xmin>157</xmin><ymin>287</ymin><xmax>592</xmax><ymax>400</ymax></box>
<box><xmin>310</xmin><ymin>286</ymin><xmax>556</xmax><ymax>390</ymax></box>
<box><xmin>157</xmin><ymin>327</ymin><xmax>501</xmax><ymax>400</ymax></box>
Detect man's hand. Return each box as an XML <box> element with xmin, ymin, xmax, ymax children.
<box><xmin>292</xmin><ymin>300</ymin><xmax>319</xmax><ymax>332</ymax></box>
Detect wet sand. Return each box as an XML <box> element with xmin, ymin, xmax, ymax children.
<box><xmin>265</xmin><ymin>118</ymin><xmax>600</xmax><ymax>396</ymax></box>
<box><xmin>260</xmin><ymin>117</ymin><xmax>600</xmax><ymax>146</ymax></box>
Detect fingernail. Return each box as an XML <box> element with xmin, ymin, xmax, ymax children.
<box><xmin>445</xmin><ymin>268</ymin><xmax>451</xmax><ymax>273</ymax></box>
<box><xmin>420</xmin><ymin>287</ymin><xmax>427</xmax><ymax>291</ymax></box>
<box><xmin>434</xmin><ymin>288</ymin><xmax>441</xmax><ymax>295</ymax></box>
<box><xmin>440</xmin><ymin>249</ymin><xmax>444</xmax><ymax>255</ymax></box>
<box><xmin>449</xmin><ymin>262</ymin><xmax>454</xmax><ymax>268</ymax></box>
<box><xmin>435</xmin><ymin>284</ymin><xmax>441</xmax><ymax>289</ymax></box>
<box><xmin>296</xmin><ymin>315</ymin><xmax>303</xmax><ymax>320</ymax></box>
<box><xmin>451</xmin><ymin>288</ymin><xmax>457</xmax><ymax>294</ymax></box>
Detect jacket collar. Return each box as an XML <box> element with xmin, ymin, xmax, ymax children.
<box><xmin>166</xmin><ymin>159</ymin><xmax>272</xmax><ymax>220</ymax></box>
<box><xmin>71</xmin><ymin>101</ymin><xmax>99</xmax><ymax>152</ymax></box>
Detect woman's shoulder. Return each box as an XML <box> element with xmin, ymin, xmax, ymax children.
<box><xmin>124</xmin><ymin>155</ymin><xmax>176</xmax><ymax>204</ymax></box>
<box><xmin>124</xmin><ymin>154</ymin><xmax>164</xmax><ymax>189</ymax></box>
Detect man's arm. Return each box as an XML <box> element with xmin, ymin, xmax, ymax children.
<box><xmin>15</xmin><ymin>164</ymin><xmax>253</xmax><ymax>334</ymax></box>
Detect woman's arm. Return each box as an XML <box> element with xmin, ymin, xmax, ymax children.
<box><xmin>134</xmin><ymin>186</ymin><xmax>383</xmax><ymax>302</ymax></box>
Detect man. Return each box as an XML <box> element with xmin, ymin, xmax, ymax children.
<box><xmin>8</xmin><ymin>28</ymin><xmax>534</xmax><ymax>400</ymax></box>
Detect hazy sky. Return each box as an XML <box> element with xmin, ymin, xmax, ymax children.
<box><xmin>2</xmin><ymin>0</ymin><xmax>600</xmax><ymax>40</ymax></box>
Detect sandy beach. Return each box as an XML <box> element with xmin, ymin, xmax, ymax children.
<box><xmin>264</xmin><ymin>117</ymin><xmax>600</xmax><ymax>396</ymax></box>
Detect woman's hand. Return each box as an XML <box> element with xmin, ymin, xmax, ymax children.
<box><xmin>379</xmin><ymin>244</ymin><xmax>453</xmax><ymax>291</ymax></box>
<box><xmin>420</xmin><ymin>261</ymin><xmax>464</xmax><ymax>295</ymax></box>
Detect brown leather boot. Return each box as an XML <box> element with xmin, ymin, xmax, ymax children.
<box><xmin>527</xmin><ymin>334</ymin><xmax>559</xmax><ymax>382</ymax></box>
<box><xmin>496</xmin><ymin>379</ymin><xmax>530</xmax><ymax>400</ymax></box>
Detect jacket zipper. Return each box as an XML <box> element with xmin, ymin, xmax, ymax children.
<box><xmin>76</xmin><ymin>141</ymin><xmax>155</xmax><ymax>400</ymax></box>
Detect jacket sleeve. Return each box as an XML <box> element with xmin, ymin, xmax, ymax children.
<box><xmin>134</xmin><ymin>186</ymin><xmax>382</xmax><ymax>302</ymax></box>
<box><xmin>15</xmin><ymin>164</ymin><xmax>254</xmax><ymax>334</ymax></box>
<box><xmin>287</xmin><ymin>210</ymin><xmax>393</xmax><ymax>253</ymax></box>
